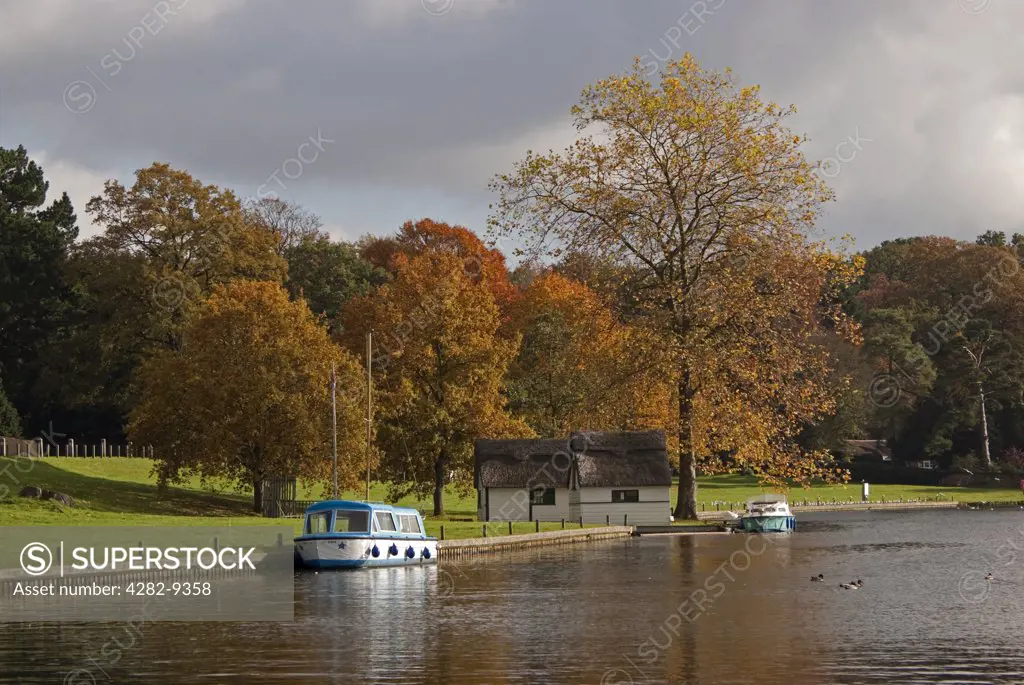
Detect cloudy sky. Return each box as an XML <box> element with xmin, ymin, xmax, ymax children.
<box><xmin>1</xmin><ymin>0</ymin><xmax>1020</xmax><ymax>250</ymax></box>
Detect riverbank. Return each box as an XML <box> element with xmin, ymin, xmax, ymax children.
<box><xmin>3</xmin><ymin>457</ymin><xmax>1023</xmax><ymax>538</ymax></box>
<box><xmin>697</xmin><ymin>499</ymin><xmax>962</xmax><ymax>521</ymax></box>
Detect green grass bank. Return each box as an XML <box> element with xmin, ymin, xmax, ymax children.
<box><xmin>1</xmin><ymin>457</ymin><xmax>1021</xmax><ymax>538</ymax></box>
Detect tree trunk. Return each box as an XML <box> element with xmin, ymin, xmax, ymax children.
<box><xmin>252</xmin><ymin>475</ymin><xmax>263</xmax><ymax>514</ymax></box>
<box><xmin>979</xmin><ymin>381</ymin><xmax>992</xmax><ymax>469</ymax></box>
<box><xmin>433</xmin><ymin>451</ymin><xmax>446</xmax><ymax>516</ymax></box>
<box><xmin>674</xmin><ymin>375</ymin><xmax>699</xmax><ymax>520</ymax></box>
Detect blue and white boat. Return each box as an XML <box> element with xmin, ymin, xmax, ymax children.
<box><xmin>737</xmin><ymin>494</ymin><xmax>796</xmax><ymax>533</ymax></box>
<box><xmin>294</xmin><ymin>500</ymin><xmax>438</xmax><ymax>569</ymax></box>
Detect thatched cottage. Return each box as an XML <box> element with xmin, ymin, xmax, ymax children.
<box><xmin>473</xmin><ymin>430</ymin><xmax>672</xmax><ymax>525</ymax></box>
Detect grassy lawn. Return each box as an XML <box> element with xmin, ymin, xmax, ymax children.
<box><xmin>693</xmin><ymin>473</ymin><xmax>1024</xmax><ymax>508</ymax></box>
<box><xmin>2</xmin><ymin>457</ymin><xmax>1022</xmax><ymax>538</ymax></box>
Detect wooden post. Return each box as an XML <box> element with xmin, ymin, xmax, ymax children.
<box><xmin>624</xmin><ymin>514</ymin><xmax>628</xmax><ymax>526</ymax></box>
<box><xmin>101</xmin><ymin>439</ymin><xmax>106</xmax><ymax>457</ymax></box>
<box><xmin>440</xmin><ymin>525</ymin><xmax>445</xmax><ymax>541</ymax></box>
<box><xmin>606</xmin><ymin>514</ymin><xmax>610</xmax><ymax>525</ymax></box>
<box><xmin>561</xmin><ymin>518</ymin><xmax>565</xmax><ymax>529</ymax></box>
<box><xmin>508</xmin><ymin>521</ymin><xmax>512</xmax><ymax>536</ymax></box>
<box><xmin>482</xmin><ymin>524</ymin><xmax>487</xmax><ymax>538</ymax></box>
<box><xmin>535</xmin><ymin>520</ymin><xmax>539</xmax><ymax>533</ymax></box>
<box><xmin>579</xmin><ymin>517</ymin><xmax>583</xmax><ymax>528</ymax></box>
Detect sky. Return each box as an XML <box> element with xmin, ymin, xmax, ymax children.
<box><xmin>1</xmin><ymin>0</ymin><xmax>1021</xmax><ymax>251</ymax></box>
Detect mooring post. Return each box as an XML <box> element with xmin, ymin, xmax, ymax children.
<box><xmin>535</xmin><ymin>520</ymin><xmax>539</xmax><ymax>533</ymax></box>
<box><xmin>579</xmin><ymin>517</ymin><xmax>583</xmax><ymax>528</ymax></box>
<box><xmin>508</xmin><ymin>521</ymin><xmax>512</xmax><ymax>536</ymax></box>
<box><xmin>606</xmin><ymin>515</ymin><xmax>610</xmax><ymax>526</ymax></box>
<box><xmin>441</xmin><ymin>525</ymin><xmax>445</xmax><ymax>541</ymax></box>
<box><xmin>624</xmin><ymin>514</ymin><xmax>628</xmax><ymax>527</ymax></box>
<box><xmin>482</xmin><ymin>524</ymin><xmax>487</xmax><ymax>538</ymax></box>
<box><xmin>561</xmin><ymin>518</ymin><xmax>565</xmax><ymax>529</ymax></box>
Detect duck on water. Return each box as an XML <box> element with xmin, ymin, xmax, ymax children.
<box><xmin>294</xmin><ymin>501</ymin><xmax>438</xmax><ymax>569</ymax></box>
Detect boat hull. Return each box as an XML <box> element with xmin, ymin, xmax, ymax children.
<box><xmin>295</xmin><ymin>536</ymin><xmax>438</xmax><ymax>569</ymax></box>
<box><xmin>738</xmin><ymin>515</ymin><xmax>795</xmax><ymax>533</ymax></box>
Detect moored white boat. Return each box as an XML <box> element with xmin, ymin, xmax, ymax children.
<box><xmin>294</xmin><ymin>501</ymin><xmax>438</xmax><ymax>569</ymax></box>
<box><xmin>737</xmin><ymin>494</ymin><xmax>796</xmax><ymax>533</ymax></box>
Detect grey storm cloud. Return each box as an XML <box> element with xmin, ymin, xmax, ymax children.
<box><xmin>0</xmin><ymin>0</ymin><xmax>1021</xmax><ymax>246</ymax></box>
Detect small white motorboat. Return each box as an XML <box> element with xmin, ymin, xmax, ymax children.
<box><xmin>294</xmin><ymin>501</ymin><xmax>438</xmax><ymax>569</ymax></box>
<box><xmin>737</xmin><ymin>494</ymin><xmax>796</xmax><ymax>533</ymax></box>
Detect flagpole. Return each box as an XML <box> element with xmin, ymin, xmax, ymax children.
<box><xmin>366</xmin><ymin>331</ymin><xmax>372</xmax><ymax>502</ymax></box>
<box><xmin>331</xmin><ymin>361</ymin><xmax>338</xmax><ymax>500</ymax></box>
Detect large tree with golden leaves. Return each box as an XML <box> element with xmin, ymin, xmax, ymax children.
<box><xmin>344</xmin><ymin>249</ymin><xmax>527</xmax><ymax>515</ymax></box>
<box><xmin>130</xmin><ymin>280</ymin><xmax>364</xmax><ymax>512</ymax></box>
<box><xmin>84</xmin><ymin>163</ymin><xmax>286</xmax><ymax>351</ymax></box>
<box><xmin>490</xmin><ymin>55</ymin><xmax>858</xmax><ymax>518</ymax></box>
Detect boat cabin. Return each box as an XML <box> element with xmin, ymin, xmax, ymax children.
<box><xmin>744</xmin><ymin>494</ymin><xmax>790</xmax><ymax>516</ymax></box>
<box><xmin>299</xmin><ymin>500</ymin><xmax>430</xmax><ymax>539</ymax></box>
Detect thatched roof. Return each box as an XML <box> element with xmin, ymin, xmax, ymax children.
<box><xmin>474</xmin><ymin>438</ymin><xmax>573</xmax><ymax>488</ymax></box>
<box><xmin>474</xmin><ymin>430</ymin><xmax>670</xmax><ymax>489</ymax></box>
<box><xmin>840</xmin><ymin>439</ymin><xmax>892</xmax><ymax>461</ymax></box>
<box><xmin>572</xmin><ymin>430</ymin><xmax>671</xmax><ymax>488</ymax></box>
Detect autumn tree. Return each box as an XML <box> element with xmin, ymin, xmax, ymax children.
<box><xmin>245</xmin><ymin>197</ymin><xmax>323</xmax><ymax>255</ymax></box>
<box><xmin>491</xmin><ymin>55</ymin><xmax>853</xmax><ymax>517</ymax></box>
<box><xmin>343</xmin><ymin>249</ymin><xmax>526</xmax><ymax>515</ymax></box>
<box><xmin>507</xmin><ymin>272</ymin><xmax>670</xmax><ymax>437</ymax></box>
<box><xmin>84</xmin><ymin>163</ymin><xmax>287</xmax><ymax>351</ymax></box>
<box><xmin>130</xmin><ymin>280</ymin><xmax>364</xmax><ymax>512</ymax></box>
<box><xmin>360</xmin><ymin>219</ymin><xmax>516</xmax><ymax>310</ymax></box>
<box><xmin>857</xmin><ymin>236</ymin><xmax>1024</xmax><ymax>467</ymax></box>
<box><xmin>683</xmin><ymin>240</ymin><xmax>860</xmax><ymax>484</ymax></box>
<box><xmin>54</xmin><ymin>164</ymin><xmax>288</xmax><ymax>439</ymax></box>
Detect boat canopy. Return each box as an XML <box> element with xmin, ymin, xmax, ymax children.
<box><xmin>304</xmin><ymin>500</ymin><xmax>422</xmax><ymax>517</ymax></box>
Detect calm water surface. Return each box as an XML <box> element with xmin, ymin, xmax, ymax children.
<box><xmin>3</xmin><ymin>509</ymin><xmax>1024</xmax><ymax>684</ymax></box>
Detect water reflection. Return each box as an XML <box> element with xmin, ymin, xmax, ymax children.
<box><xmin>2</xmin><ymin>510</ymin><xmax>1024</xmax><ymax>683</ymax></box>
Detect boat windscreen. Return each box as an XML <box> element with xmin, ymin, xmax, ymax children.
<box><xmin>397</xmin><ymin>513</ymin><xmax>423</xmax><ymax>534</ymax></box>
<box><xmin>306</xmin><ymin>512</ymin><xmax>331</xmax><ymax>534</ymax></box>
<box><xmin>747</xmin><ymin>494</ymin><xmax>787</xmax><ymax>505</ymax></box>
<box><xmin>333</xmin><ymin>510</ymin><xmax>370</xmax><ymax>533</ymax></box>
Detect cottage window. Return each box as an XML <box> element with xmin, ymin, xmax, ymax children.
<box><xmin>374</xmin><ymin>511</ymin><xmax>397</xmax><ymax>532</ymax></box>
<box><xmin>305</xmin><ymin>512</ymin><xmax>331</xmax><ymax>534</ymax></box>
<box><xmin>332</xmin><ymin>510</ymin><xmax>370</xmax><ymax>533</ymax></box>
<box><xmin>611</xmin><ymin>489</ymin><xmax>639</xmax><ymax>503</ymax></box>
<box><xmin>531</xmin><ymin>488</ymin><xmax>555</xmax><ymax>506</ymax></box>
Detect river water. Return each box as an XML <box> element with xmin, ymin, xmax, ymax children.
<box><xmin>3</xmin><ymin>509</ymin><xmax>1024</xmax><ymax>684</ymax></box>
